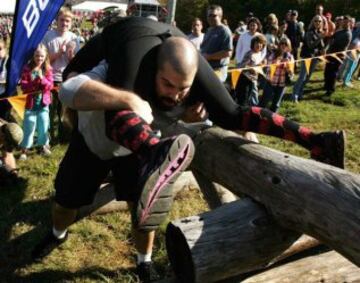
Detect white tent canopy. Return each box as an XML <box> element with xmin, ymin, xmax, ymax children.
<box><xmin>0</xmin><ymin>0</ymin><xmax>16</xmax><ymax>14</ymax></box>
<box><xmin>72</xmin><ymin>1</ymin><xmax>128</xmax><ymax>12</ymax></box>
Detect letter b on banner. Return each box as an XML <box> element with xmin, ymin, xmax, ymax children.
<box><xmin>22</xmin><ymin>0</ymin><xmax>49</xmax><ymax>38</ymax></box>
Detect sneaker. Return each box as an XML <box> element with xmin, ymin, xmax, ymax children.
<box><xmin>19</xmin><ymin>153</ymin><xmax>27</xmax><ymax>161</ymax></box>
<box><xmin>343</xmin><ymin>82</ymin><xmax>354</xmax><ymax>88</ymax></box>
<box><xmin>136</xmin><ymin>262</ymin><xmax>161</xmax><ymax>283</ymax></box>
<box><xmin>42</xmin><ymin>145</ymin><xmax>52</xmax><ymax>156</ymax></box>
<box><xmin>31</xmin><ymin>230</ymin><xmax>68</xmax><ymax>262</ymax></box>
<box><xmin>133</xmin><ymin>134</ymin><xmax>195</xmax><ymax>231</ymax></box>
<box><xmin>311</xmin><ymin>130</ymin><xmax>346</xmax><ymax>169</ymax></box>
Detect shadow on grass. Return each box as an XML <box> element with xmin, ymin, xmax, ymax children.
<box><xmin>0</xmin><ymin>178</ymin><xmax>55</xmax><ymax>280</ymax></box>
<box><xmin>7</xmin><ymin>266</ymin><xmax>134</xmax><ymax>283</ymax></box>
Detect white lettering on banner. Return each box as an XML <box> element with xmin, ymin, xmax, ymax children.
<box><xmin>22</xmin><ymin>0</ymin><xmax>50</xmax><ymax>38</ymax></box>
<box><xmin>37</xmin><ymin>0</ymin><xmax>49</xmax><ymax>10</ymax></box>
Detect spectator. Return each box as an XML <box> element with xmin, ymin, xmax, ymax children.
<box><xmin>310</xmin><ymin>4</ymin><xmax>328</xmax><ymax>33</ymax></box>
<box><xmin>292</xmin><ymin>15</ymin><xmax>326</xmax><ymax>102</ymax></box>
<box><xmin>0</xmin><ymin>39</ymin><xmax>7</xmax><ymax>95</ymax></box>
<box><xmin>19</xmin><ymin>45</ymin><xmax>54</xmax><ymax>160</ymax></box>
<box><xmin>260</xmin><ymin>38</ymin><xmax>294</xmax><ymax>112</ymax></box>
<box><xmin>324</xmin><ymin>15</ymin><xmax>352</xmax><ymax>96</ymax></box>
<box><xmin>235</xmin><ymin>34</ymin><xmax>267</xmax><ymax>107</ymax></box>
<box><xmin>0</xmin><ymin>119</ymin><xmax>23</xmax><ymax>186</ymax></box>
<box><xmin>278</xmin><ymin>20</ymin><xmax>289</xmax><ymax>42</ymax></box>
<box><xmin>188</xmin><ymin>18</ymin><xmax>204</xmax><ymax>50</ymax></box>
<box><xmin>265</xmin><ymin>13</ymin><xmax>279</xmax><ymax>33</ymax></box>
<box><xmin>201</xmin><ymin>5</ymin><xmax>233</xmax><ymax>82</ymax></box>
<box><xmin>324</xmin><ymin>12</ymin><xmax>336</xmax><ymax>41</ymax></box>
<box><xmin>285</xmin><ymin>10</ymin><xmax>303</xmax><ymax>63</ymax></box>
<box><xmin>42</xmin><ymin>7</ymin><xmax>80</xmax><ymax>143</ymax></box>
<box><xmin>235</xmin><ymin>17</ymin><xmax>266</xmax><ymax>66</ymax></box>
<box><xmin>342</xmin><ymin>30</ymin><xmax>360</xmax><ymax>88</ymax></box>
<box><xmin>265</xmin><ymin>25</ymin><xmax>279</xmax><ymax>55</ymax></box>
<box><xmin>335</xmin><ymin>16</ymin><xmax>344</xmax><ymax>31</ymax></box>
<box><xmin>0</xmin><ymin>39</ymin><xmax>12</xmax><ymax>121</ymax></box>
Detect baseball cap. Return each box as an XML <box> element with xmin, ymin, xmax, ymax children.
<box><xmin>2</xmin><ymin>122</ymin><xmax>23</xmax><ymax>151</ymax></box>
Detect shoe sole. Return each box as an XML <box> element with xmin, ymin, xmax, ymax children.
<box><xmin>135</xmin><ymin>134</ymin><xmax>195</xmax><ymax>231</ymax></box>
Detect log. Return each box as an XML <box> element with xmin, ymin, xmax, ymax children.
<box><xmin>166</xmin><ymin>198</ymin><xmax>319</xmax><ymax>282</ymax></box>
<box><xmin>239</xmin><ymin>251</ymin><xmax>360</xmax><ymax>283</ymax></box>
<box><xmin>191</xmin><ymin>127</ymin><xmax>360</xmax><ymax>265</ymax></box>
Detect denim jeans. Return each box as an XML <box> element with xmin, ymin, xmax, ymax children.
<box><xmin>260</xmin><ymin>83</ymin><xmax>286</xmax><ymax>112</ymax></box>
<box><xmin>292</xmin><ymin>58</ymin><xmax>319</xmax><ymax>101</ymax></box>
<box><xmin>21</xmin><ymin>106</ymin><xmax>50</xmax><ymax>149</ymax></box>
<box><xmin>235</xmin><ymin>74</ymin><xmax>259</xmax><ymax>106</ymax></box>
<box><xmin>343</xmin><ymin>55</ymin><xmax>360</xmax><ymax>84</ymax></box>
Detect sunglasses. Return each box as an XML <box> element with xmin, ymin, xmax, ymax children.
<box><xmin>208</xmin><ymin>14</ymin><xmax>218</xmax><ymax>18</ymax></box>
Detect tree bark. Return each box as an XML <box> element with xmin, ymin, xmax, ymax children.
<box><xmin>239</xmin><ymin>251</ymin><xmax>360</xmax><ymax>283</ymax></box>
<box><xmin>166</xmin><ymin>198</ymin><xmax>318</xmax><ymax>283</ymax></box>
<box><xmin>190</xmin><ymin>127</ymin><xmax>360</xmax><ymax>266</ymax></box>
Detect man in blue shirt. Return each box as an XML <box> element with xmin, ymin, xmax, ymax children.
<box><xmin>201</xmin><ymin>5</ymin><xmax>233</xmax><ymax>82</ymax></box>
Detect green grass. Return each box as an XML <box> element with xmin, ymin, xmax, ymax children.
<box><xmin>1</xmin><ymin>70</ymin><xmax>359</xmax><ymax>282</ymax></box>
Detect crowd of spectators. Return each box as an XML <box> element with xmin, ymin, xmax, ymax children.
<box><xmin>0</xmin><ymin>4</ymin><xmax>359</xmax><ymax>165</ymax></box>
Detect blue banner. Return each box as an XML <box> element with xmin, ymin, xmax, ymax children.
<box><xmin>5</xmin><ymin>0</ymin><xmax>64</xmax><ymax>97</ymax></box>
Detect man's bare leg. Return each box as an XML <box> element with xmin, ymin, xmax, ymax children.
<box><xmin>52</xmin><ymin>202</ymin><xmax>77</xmax><ymax>232</ymax></box>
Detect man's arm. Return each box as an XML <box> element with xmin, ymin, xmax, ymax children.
<box><xmin>203</xmin><ymin>50</ymin><xmax>232</xmax><ymax>61</ymax></box>
<box><xmin>59</xmin><ymin>62</ymin><xmax>154</xmax><ymax>124</ymax></box>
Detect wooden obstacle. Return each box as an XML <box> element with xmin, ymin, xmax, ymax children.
<box><xmin>165</xmin><ymin>127</ymin><xmax>360</xmax><ymax>282</ymax></box>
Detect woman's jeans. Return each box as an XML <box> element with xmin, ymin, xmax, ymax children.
<box><xmin>21</xmin><ymin>106</ymin><xmax>50</xmax><ymax>149</ymax></box>
<box><xmin>260</xmin><ymin>82</ymin><xmax>286</xmax><ymax>113</ymax></box>
<box><xmin>292</xmin><ymin>58</ymin><xmax>319</xmax><ymax>101</ymax></box>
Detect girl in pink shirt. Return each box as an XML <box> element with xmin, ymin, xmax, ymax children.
<box><xmin>19</xmin><ymin>44</ymin><xmax>53</xmax><ymax>160</ymax></box>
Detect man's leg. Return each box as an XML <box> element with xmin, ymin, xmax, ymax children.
<box><xmin>32</xmin><ymin>131</ymin><xmax>111</xmax><ymax>261</ymax></box>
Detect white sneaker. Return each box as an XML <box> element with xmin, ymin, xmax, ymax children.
<box><xmin>42</xmin><ymin>146</ymin><xmax>52</xmax><ymax>156</ymax></box>
<box><xmin>19</xmin><ymin>154</ymin><xmax>27</xmax><ymax>161</ymax></box>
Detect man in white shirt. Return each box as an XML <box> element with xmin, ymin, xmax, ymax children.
<box><xmin>187</xmin><ymin>18</ymin><xmax>204</xmax><ymax>50</ymax></box>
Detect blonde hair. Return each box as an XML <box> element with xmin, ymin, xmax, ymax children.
<box><xmin>28</xmin><ymin>44</ymin><xmax>51</xmax><ymax>73</ymax></box>
<box><xmin>57</xmin><ymin>7</ymin><xmax>74</xmax><ymax>20</ymax></box>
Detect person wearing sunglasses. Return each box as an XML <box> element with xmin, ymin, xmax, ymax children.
<box><xmin>201</xmin><ymin>5</ymin><xmax>233</xmax><ymax>82</ymax></box>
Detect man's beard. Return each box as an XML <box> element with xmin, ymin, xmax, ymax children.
<box><xmin>157</xmin><ymin>96</ymin><xmax>181</xmax><ymax>111</ymax></box>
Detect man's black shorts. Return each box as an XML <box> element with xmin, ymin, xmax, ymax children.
<box><xmin>55</xmin><ymin>131</ymin><xmax>140</xmax><ymax>209</ymax></box>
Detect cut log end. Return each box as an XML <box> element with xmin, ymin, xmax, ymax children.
<box><xmin>166</xmin><ymin>223</ymin><xmax>195</xmax><ymax>283</ymax></box>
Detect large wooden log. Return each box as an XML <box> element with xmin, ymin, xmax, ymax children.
<box><xmin>166</xmin><ymin>198</ymin><xmax>320</xmax><ymax>282</ymax></box>
<box><xmin>240</xmin><ymin>251</ymin><xmax>360</xmax><ymax>283</ymax></box>
<box><xmin>191</xmin><ymin>127</ymin><xmax>360</xmax><ymax>265</ymax></box>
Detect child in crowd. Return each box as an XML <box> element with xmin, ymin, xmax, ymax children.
<box><xmin>235</xmin><ymin>34</ymin><xmax>267</xmax><ymax>107</ymax></box>
<box><xmin>19</xmin><ymin>44</ymin><xmax>53</xmax><ymax>160</ymax></box>
<box><xmin>260</xmin><ymin>38</ymin><xmax>294</xmax><ymax>112</ymax></box>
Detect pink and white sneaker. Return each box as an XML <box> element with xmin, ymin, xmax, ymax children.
<box><xmin>133</xmin><ymin>134</ymin><xmax>195</xmax><ymax>231</ymax></box>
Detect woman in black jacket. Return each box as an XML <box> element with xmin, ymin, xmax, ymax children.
<box><xmin>292</xmin><ymin>15</ymin><xmax>326</xmax><ymax>102</ymax></box>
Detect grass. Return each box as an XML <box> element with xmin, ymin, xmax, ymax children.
<box><xmin>1</xmin><ymin>70</ymin><xmax>359</xmax><ymax>282</ymax></box>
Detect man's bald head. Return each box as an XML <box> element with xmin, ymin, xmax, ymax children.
<box><xmin>157</xmin><ymin>37</ymin><xmax>199</xmax><ymax>76</ymax></box>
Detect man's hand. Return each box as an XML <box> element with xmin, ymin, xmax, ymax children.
<box><xmin>127</xmin><ymin>95</ymin><xmax>154</xmax><ymax>124</ymax></box>
<box><xmin>181</xmin><ymin>102</ymin><xmax>208</xmax><ymax>123</ymax></box>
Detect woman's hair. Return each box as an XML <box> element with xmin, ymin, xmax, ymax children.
<box><xmin>274</xmin><ymin>37</ymin><xmax>292</xmax><ymax>58</ymax></box>
<box><xmin>267</xmin><ymin>13</ymin><xmax>279</xmax><ymax>25</ymax></box>
<box><xmin>250</xmin><ymin>34</ymin><xmax>267</xmax><ymax>50</ymax></box>
<box><xmin>28</xmin><ymin>44</ymin><xmax>51</xmax><ymax>73</ymax></box>
<box><xmin>247</xmin><ymin>17</ymin><xmax>263</xmax><ymax>33</ymax></box>
<box><xmin>310</xmin><ymin>15</ymin><xmax>324</xmax><ymax>31</ymax></box>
